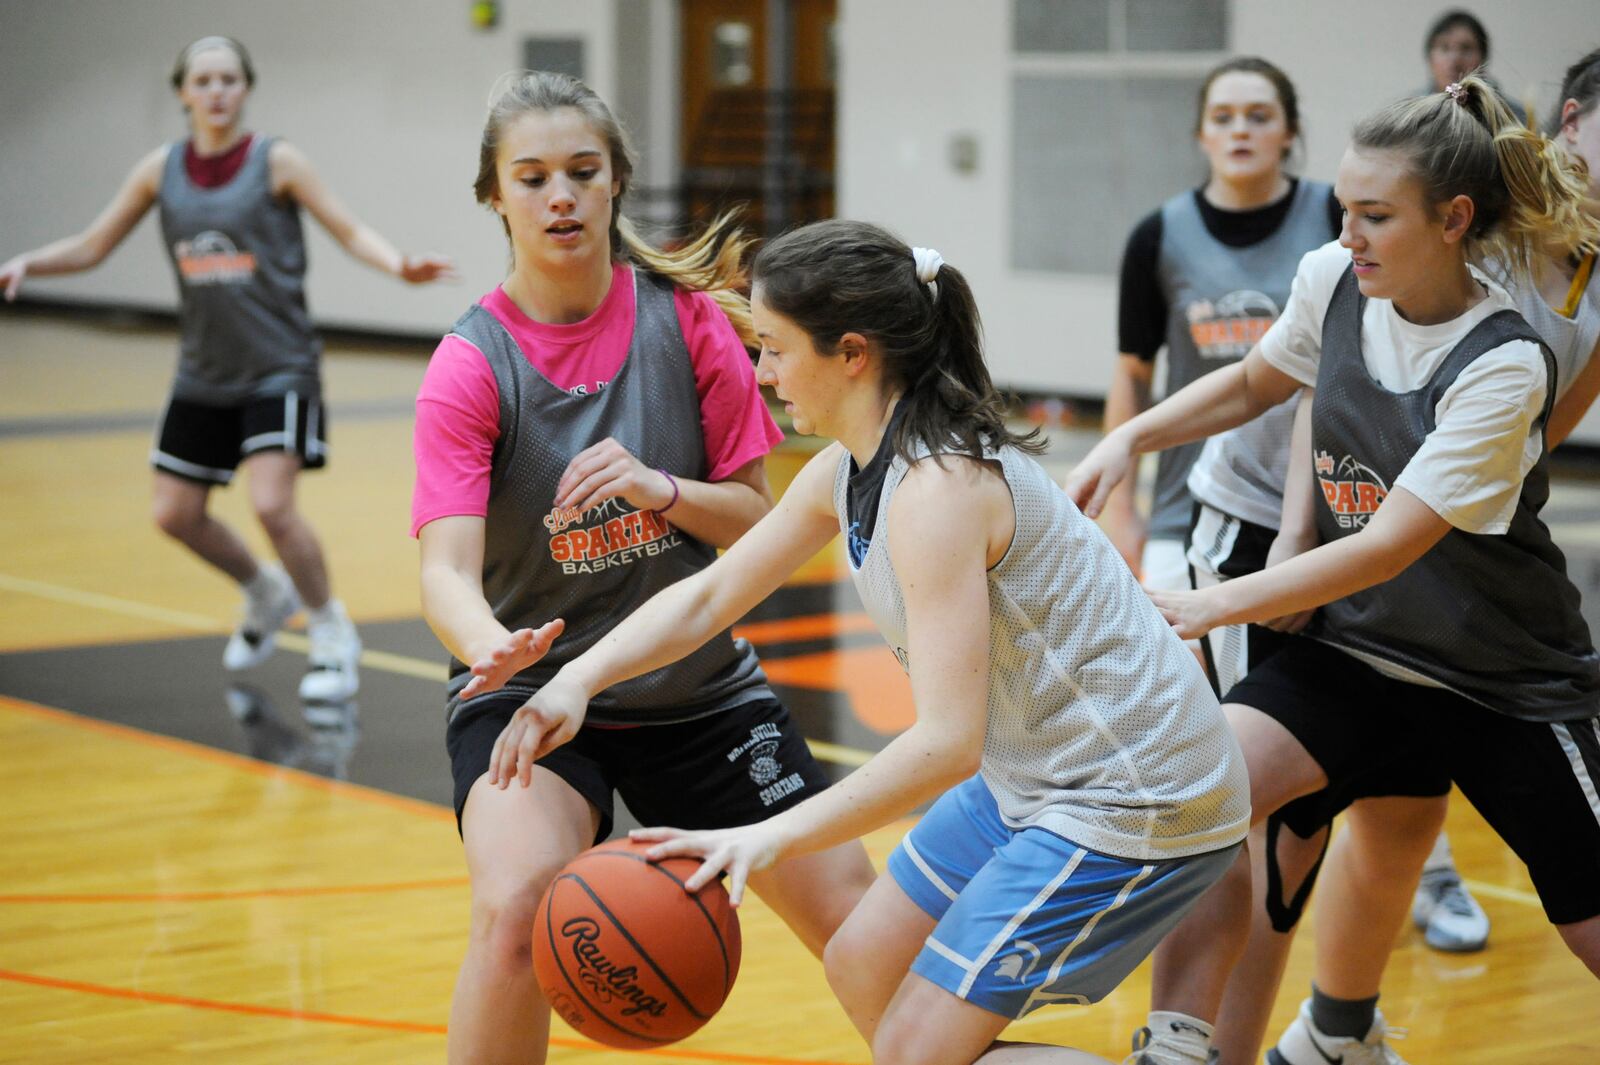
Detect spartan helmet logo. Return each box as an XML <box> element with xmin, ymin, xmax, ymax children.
<box><xmin>747</xmin><ymin>740</ymin><xmax>782</xmax><ymax>786</ymax></box>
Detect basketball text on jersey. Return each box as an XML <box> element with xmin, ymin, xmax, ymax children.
<box><xmin>1315</xmin><ymin>448</ymin><xmax>1389</xmax><ymax>528</ymax></box>
<box><xmin>543</xmin><ymin>497</ymin><xmax>682</xmax><ymax>575</ymax></box>
<box><xmin>1184</xmin><ymin>290</ymin><xmax>1278</xmax><ymax>361</ymax></box>
<box><xmin>173</xmin><ymin>230</ymin><xmax>257</xmax><ymax>284</ymax></box>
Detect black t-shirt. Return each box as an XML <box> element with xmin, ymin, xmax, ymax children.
<box><xmin>845</xmin><ymin>398</ymin><xmax>910</xmax><ymax>567</ymax></box>
<box><xmin>1117</xmin><ymin>179</ymin><xmax>1344</xmax><ymax>360</ymax></box>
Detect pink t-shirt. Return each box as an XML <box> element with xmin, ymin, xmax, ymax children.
<box><xmin>411</xmin><ymin>263</ymin><xmax>781</xmax><ymax>536</ymax></box>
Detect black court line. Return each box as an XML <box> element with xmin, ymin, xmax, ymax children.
<box><xmin>0</xmin><ymin>583</ymin><xmax>891</xmax><ymax>821</ymax></box>
<box><xmin>0</xmin><ymin>397</ymin><xmax>419</xmax><ymax>439</ymax></box>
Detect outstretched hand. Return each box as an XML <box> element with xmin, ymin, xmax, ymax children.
<box><xmin>0</xmin><ymin>256</ymin><xmax>29</xmax><ymax>301</ymax></box>
<box><xmin>557</xmin><ymin>437</ymin><xmax>676</xmax><ymax>516</ymax></box>
<box><xmin>629</xmin><ymin>822</ymin><xmax>786</xmax><ymax>906</ymax></box>
<box><xmin>459</xmin><ymin>619</ymin><xmax>565</xmax><ymax>700</ymax></box>
<box><xmin>487</xmin><ymin>672</ymin><xmax>590</xmax><ymax>788</ymax></box>
<box><xmin>1063</xmin><ymin>432</ymin><xmax>1135</xmax><ymax>520</ymax></box>
<box><xmin>399</xmin><ymin>253</ymin><xmax>458</xmax><ymax>284</ymax></box>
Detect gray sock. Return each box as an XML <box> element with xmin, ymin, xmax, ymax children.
<box><xmin>1310</xmin><ymin>983</ymin><xmax>1378</xmax><ymax>1040</ymax></box>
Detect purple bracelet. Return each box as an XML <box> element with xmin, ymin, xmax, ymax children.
<box><xmin>657</xmin><ymin>468</ymin><xmax>680</xmax><ymax>512</ymax></box>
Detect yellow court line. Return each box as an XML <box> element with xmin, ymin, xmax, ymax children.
<box><xmin>1460</xmin><ymin>878</ymin><xmax>1541</xmax><ymax>908</ymax></box>
<box><xmin>0</xmin><ymin>571</ymin><xmax>879</xmax><ymax>768</ymax></box>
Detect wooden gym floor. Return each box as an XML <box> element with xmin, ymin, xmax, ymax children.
<box><xmin>1</xmin><ymin>309</ymin><xmax>1596</xmax><ymax>1064</ymax></box>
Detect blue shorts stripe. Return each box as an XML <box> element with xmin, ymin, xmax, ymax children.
<box><xmin>955</xmin><ymin>847</ymin><xmax>1086</xmax><ymax>999</ymax></box>
<box><xmin>894</xmin><ymin>775</ymin><xmax>1238</xmax><ymax>1018</ymax></box>
<box><xmin>903</xmin><ymin>837</ymin><xmax>961</xmax><ymax>903</ymax></box>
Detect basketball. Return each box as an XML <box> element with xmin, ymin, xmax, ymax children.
<box><xmin>532</xmin><ymin>838</ymin><xmax>742</xmax><ymax>1049</ymax></box>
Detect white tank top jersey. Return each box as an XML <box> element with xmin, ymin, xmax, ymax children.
<box><xmin>1494</xmin><ymin>255</ymin><xmax>1600</xmax><ymax>400</ymax></box>
<box><xmin>833</xmin><ymin>441</ymin><xmax>1250</xmax><ymax>862</ymax></box>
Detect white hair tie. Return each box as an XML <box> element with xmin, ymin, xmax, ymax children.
<box><xmin>911</xmin><ymin>246</ymin><xmax>944</xmax><ymax>299</ymax></box>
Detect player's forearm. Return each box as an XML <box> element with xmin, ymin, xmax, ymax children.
<box><xmin>764</xmin><ymin>722</ymin><xmax>981</xmax><ymax>860</ymax></box>
<box><xmin>419</xmin><ymin>563</ymin><xmax>511</xmax><ymax>665</ymax></box>
<box><xmin>654</xmin><ymin>476</ymin><xmax>772</xmax><ymax>550</ymax></box>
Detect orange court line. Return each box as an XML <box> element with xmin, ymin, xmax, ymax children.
<box><xmin>733</xmin><ymin>612</ymin><xmax>878</xmax><ymax>644</ymax></box>
<box><xmin>0</xmin><ymin>876</ymin><xmax>470</xmax><ymax>905</ymax></box>
<box><xmin>0</xmin><ymin>694</ymin><xmax>454</xmax><ymax>822</ymax></box>
<box><xmin>0</xmin><ymin>968</ymin><xmax>865</xmax><ymax>1065</ymax></box>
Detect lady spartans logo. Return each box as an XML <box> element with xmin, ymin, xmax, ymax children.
<box><xmin>174</xmin><ymin>230</ymin><xmax>257</xmax><ymax>284</ymax></box>
<box><xmin>543</xmin><ymin>498</ymin><xmax>682</xmax><ymax>575</ymax></box>
<box><xmin>1315</xmin><ymin>449</ymin><xmax>1389</xmax><ymax>528</ymax></box>
<box><xmin>1185</xmin><ymin>290</ymin><xmax>1279</xmax><ymax>361</ymax></box>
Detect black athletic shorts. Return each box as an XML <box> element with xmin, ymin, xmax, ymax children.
<box><xmin>1186</xmin><ymin>502</ymin><xmax>1293</xmax><ymax>697</ymax></box>
<box><xmin>1226</xmin><ymin>637</ymin><xmax>1600</xmax><ymax>924</ymax></box>
<box><xmin>152</xmin><ymin>391</ymin><xmax>327</xmax><ymax>485</ymax></box>
<box><xmin>445</xmin><ymin>693</ymin><xmax>833</xmax><ymax>844</ymax></box>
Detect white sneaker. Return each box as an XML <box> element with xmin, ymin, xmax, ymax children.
<box><xmin>1268</xmin><ymin>999</ymin><xmax>1409</xmax><ymax>1065</ymax></box>
<box><xmin>1124</xmin><ymin>1025</ymin><xmax>1217</xmax><ymax>1065</ymax></box>
<box><xmin>223</xmin><ymin>565</ymin><xmax>300</xmax><ymax>670</ymax></box>
<box><xmin>299</xmin><ymin>603</ymin><xmax>361</xmax><ymax>701</ymax></box>
<box><xmin>1412</xmin><ymin>866</ymin><xmax>1489</xmax><ymax>952</ymax></box>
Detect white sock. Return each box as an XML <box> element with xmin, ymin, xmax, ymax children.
<box><xmin>307</xmin><ymin>599</ymin><xmax>345</xmax><ymax>628</ymax></box>
<box><xmin>1145</xmin><ymin>1011</ymin><xmax>1214</xmax><ymax>1064</ymax></box>
<box><xmin>242</xmin><ymin>566</ymin><xmax>279</xmax><ymax>599</ymax></box>
<box><xmin>1423</xmin><ymin>831</ymin><xmax>1454</xmax><ymax>874</ymax></box>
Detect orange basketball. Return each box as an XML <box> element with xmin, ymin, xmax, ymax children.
<box><xmin>532</xmin><ymin>838</ymin><xmax>742</xmax><ymax>1049</ymax></box>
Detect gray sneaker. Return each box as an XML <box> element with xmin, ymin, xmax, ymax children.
<box><xmin>1412</xmin><ymin>865</ymin><xmax>1490</xmax><ymax>952</ymax></box>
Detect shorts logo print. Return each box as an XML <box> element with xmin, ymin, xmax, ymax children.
<box><xmin>725</xmin><ymin>723</ymin><xmax>805</xmax><ymax>806</ymax></box>
<box><xmin>748</xmin><ymin>740</ymin><xmax>782</xmax><ymax>786</ymax></box>
<box><xmin>992</xmin><ymin>940</ymin><xmax>1041</xmax><ymax>981</ymax></box>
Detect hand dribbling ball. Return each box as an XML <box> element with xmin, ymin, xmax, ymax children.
<box><xmin>532</xmin><ymin>838</ymin><xmax>742</xmax><ymax>1048</ymax></box>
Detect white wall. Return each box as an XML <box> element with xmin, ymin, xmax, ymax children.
<box><xmin>0</xmin><ymin>0</ymin><xmax>620</xmax><ymax>334</ymax></box>
<box><xmin>838</xmin><ymin>0</ymin><xmax>1597</xmax><ymax>397</ymax></box>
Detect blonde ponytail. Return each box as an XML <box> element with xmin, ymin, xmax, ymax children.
<box><xmin>618</xmin><ymin>212</ymin><xmax>756</xmax><ymax>348</ymax></box>
<box><xmin>1352</xmin><ymin>73</ymin><xmax>1599</xmax><ymax>279</ymax></box>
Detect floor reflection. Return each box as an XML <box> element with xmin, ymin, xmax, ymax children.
<box><xmin>225</xmin><ymin>683</ymin><xmax>360</xmax><ymax>780</ymax></box>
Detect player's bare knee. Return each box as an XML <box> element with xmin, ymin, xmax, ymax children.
<box><xmin>251</xmin><ymin>494</ymin><xmax>298</xmax><ymax>539</ymax></box>
<box><xmin>468</xmin><ymin>875</ymin><xmax>552</xmax><ymax>965</ymax></box>
<box><xmin>152</xmin><ymin>495</ymin><xmax>202</xmax><ymax>542</ymax></box>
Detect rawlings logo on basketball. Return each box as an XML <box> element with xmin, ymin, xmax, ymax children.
<box><xmin>559</xmin><ymin>917</ymin><xmax>669</xmax><ymax>1018</ymax></box>
<box><xmin>1314</xmin><ymin>449</ymin><xmax>1389</xmax><ymax>529</ymax></box>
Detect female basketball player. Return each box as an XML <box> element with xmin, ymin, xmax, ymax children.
<box><xmin>1068</xmin><ymin>75</ymin><xmax>1600</xmax><ymax>1065</ymax></box>
<box><xmin>1104</xmin><ymin>57</ymin><xmax>1340</xmax><ymax>591</ymax></box>
<box><xmin>1248</xmin><ymin>50</ymin><xmax>1600</xmax><ymax>1065</ymax></box>
<box><xmin>0</xmin><ymin>36</ymin><xmax>452</xmax><ymax>700</ymax></box>
<box><xmin>483</xmin><ymin>218</ymin><xmax>1251</xmax><ymax>1065</ymax></box>
<box><xmin>413</xmin><ymin>72</ymin><xmax>875</xmax><ymax>1065</ymax></box>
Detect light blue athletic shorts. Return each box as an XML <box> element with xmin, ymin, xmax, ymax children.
<box><xmin>887</xmin><ymin>774</ymin><xmax>1240</xmax><ymax>1018</ymax></box>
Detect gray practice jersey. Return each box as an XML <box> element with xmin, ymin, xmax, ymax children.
<box><xmin>834</xmin><ymin>441</ymin><xmax>1249</xmax><ymax>861</ymax></box>
<box><xmin>445</xmin><ymin>269</ymin><xmax>769</xmax><ymax>725</ymax></box>
<box><xmin>1168</xmin><ymin>180</ymin><xmax>1334</xmax><ymax>533</ymax></box>
<box><xmin>1307</xmin><ymin>267</ymin><xmax>1599</xmax><ymax>721</ymax></box>
<box><xmin>158</xmin><ymin>136</ymin><xmax>321</xmax><ymax>404</ymax></box>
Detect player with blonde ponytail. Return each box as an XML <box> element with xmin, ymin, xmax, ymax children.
<box><xmin>1071</xmin><ymin>73</ymin><xmax>1600</xmax><ymax>1065</ymax></box>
